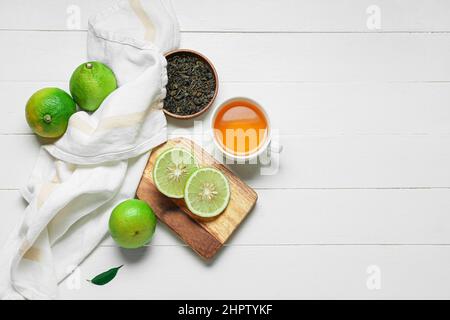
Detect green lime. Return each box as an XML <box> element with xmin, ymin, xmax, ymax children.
<box><xmin>184</xmin><ymin>167</ymin><xmax>231</xmax><ymax>218</ymax></box>
<box><xmin>69</xmin><ymin>61</ymin><xmax>117</xmax><ymax>112</ymax></box>
<box><xmin>108</xmin><ymin>199</ymin><xmax>157</xmax><ymax>249</ymax></box>
<box><xmin>153</xmin><ymin>148</ymin><xmax>198</xmax><ymax>199</ymax></box>
<box><xmin>25</xmin><ymin>87</ymin><xmax>76</xmax><ymax>138</ymax></box>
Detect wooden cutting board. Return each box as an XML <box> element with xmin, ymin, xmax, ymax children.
<box><xmin>136</xmin><ymin>138</ymin><xmax>258</xmax><ymax>260</ymax></box>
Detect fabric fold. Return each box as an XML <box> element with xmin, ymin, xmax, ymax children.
<box><xmin>0</xmin><ymin>0</ymin><xmax>179</xmax><ymax>299</ymax></box>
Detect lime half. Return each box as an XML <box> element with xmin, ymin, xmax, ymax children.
<box><xmin>153</xmin><ymin>148</ymin><xmax>198</xmax><ymax>198</ymax></box>
<box><xmin>184</xmin><ymin>168</ymin><xmax>231</xmax><ymax>218</ymax></box>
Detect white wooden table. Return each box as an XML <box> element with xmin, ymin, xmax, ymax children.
<box><xmin>1</xmin><ymin>0</ymin><xmax>450</xmax><ymax>299</ymax></box>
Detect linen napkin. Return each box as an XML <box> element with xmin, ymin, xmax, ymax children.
<box><xmin>0</xmin><ymin>0</ymin><xmax>179</xmax><ymax>299</ymax></box>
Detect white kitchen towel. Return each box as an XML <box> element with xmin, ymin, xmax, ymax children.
<box><xmin>0</xmin><ymin>0</ymin><xmax>179</xmax><ymax>299</ymax></box>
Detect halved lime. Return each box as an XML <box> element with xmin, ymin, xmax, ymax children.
<box><xmin>184</xmin><ymin>168</ymin><xmax>231</xmax><ymax>218</ymax></box>
<box><xmin>153</xmin><ymin>148</ymin><xmax>198</xmax><ymax>198</ymax></box>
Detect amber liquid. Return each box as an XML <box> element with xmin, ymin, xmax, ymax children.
<box><xmin>213</xmin><ymin>99</ymin><xmax>268</xmax><ymax>155</ymax></box>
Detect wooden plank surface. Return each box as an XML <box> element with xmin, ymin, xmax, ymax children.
<box><xmin>1</xmin><ymin>0</ymin><xmax>450</xmax><ymax>299</ymax></box>
<box><xmin>59</xmin><ymin>245</ymin><xmax>450</xmax><ymax>299</ymax></box>
<box><xmin>3</xmin><ymin>31</ymin><xmax>450</xmax><ymax>82</ymax></box>
<box><xmin>3</xmin><ymin>82</ymin><xmax>450</xmax><ymax>135</ymax></box>
<box><xmin>137</xmin><ymin>138</ymin><xmax>257</xmax><ymax>259</ymax></box>
<box><xmin>3</xmin><ymin>188</ymin><xmax>450</xmax><ymax>249</ymax></box>
<box><xmin>2</xmin><ymin>0</ymin><xmax>450</xmax><ymax>32</ymax></box>
<box><xmin>2</xmin><ymin>134</ymin><xmax>449</xmax><ymax>190</ymax></box>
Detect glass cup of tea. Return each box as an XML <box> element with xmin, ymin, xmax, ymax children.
<box><xmin>211</xmin><ymin>97</ymin><xmax>282</xmax><ymax>162</ymax></box>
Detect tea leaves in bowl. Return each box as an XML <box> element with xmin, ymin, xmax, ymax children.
<box><xmin>164</xmin><ymin>51</ymin><xmax>216</xmax><ymax>117</ymax></box>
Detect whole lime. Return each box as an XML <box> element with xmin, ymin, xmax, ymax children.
<box><xmin>25</xmin><ymin>87</ymin><xmax>76</xmax><ymax>138</ymax></box>
<box><xmin>69</xmin><ymin>61</ymin><xmax>117</xmax><ymax>112</ymax></box>
<box><xmin>109</xmin><ymin>199</ymin><xmax>157</xmax><ymax>249</ymax></box>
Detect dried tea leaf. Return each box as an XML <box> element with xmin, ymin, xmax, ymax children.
<box><xmin>164</xmin><ymin>52</ymin><xmax>216</xmax><ymax>116</ymax></box>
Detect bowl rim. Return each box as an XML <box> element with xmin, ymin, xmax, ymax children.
<box><xmin>163</xmin><ymin>49</ymin><xmax>219</xmax><ymax>120</ymax></box>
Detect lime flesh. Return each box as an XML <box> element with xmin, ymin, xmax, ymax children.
<box><xmin>184</xmin><ymin>168</ymin><xmax>231</xmax><ymax>218</ymax></box>
<box><xmin>108</xmin><ymin>199</ymin><xmax>157</xmax><ymax>249</ymax></box>
<box><xmin>153</xmin><ymin>148</ymin><xmax>198</xmax><ymax>198</ymax></box>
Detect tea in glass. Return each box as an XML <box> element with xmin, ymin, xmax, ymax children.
<box><xmin>213</xmin><ymin>98</ymin><xmax>268</xmax><ymax>156</ymax></box>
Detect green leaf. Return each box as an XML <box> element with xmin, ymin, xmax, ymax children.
<box><xmin>88</xmin><ymin>265</ymin><xmax>123</xmax><ymax>286</ymax></box>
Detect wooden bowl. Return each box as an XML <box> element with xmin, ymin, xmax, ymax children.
<box><xmin>163</xmin><ymin>49</ymin><xmax>219</xmax><ymax>120</ymax></box>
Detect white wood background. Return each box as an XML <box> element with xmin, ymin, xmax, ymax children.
<box><xmin>1</xmin><ymin>0</ymin><xmax>450</xmax><ymax>299</ymax></box>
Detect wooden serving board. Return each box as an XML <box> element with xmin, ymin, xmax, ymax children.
<box><xmin>136</xmin><ymin>138</ymin><xmax>258</xmax><ymax>260</ymax></box>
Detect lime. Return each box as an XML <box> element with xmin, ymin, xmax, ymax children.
<box><xmin>69</xmin><ymin>61</ymin><xmax>117</xmax><ymax>112</ymax></box>
<box><xmin>25</xmin><ymin>87</ymin><xmax>76</xmax><ymax>138</ymax></box>
<box><xmin>184</xmin><ymin>168</ymin><xmax>230</xmax><ymax>218</ymax></box>
<box><xmin>153</xmin><ymin>148</ymin><xmax>198</xmax><ymax>199</ymax></box>
<box><xmin>109</xmin><ymin>199</ymin><xmax>157</xmax><ymax>249</ymax></box>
